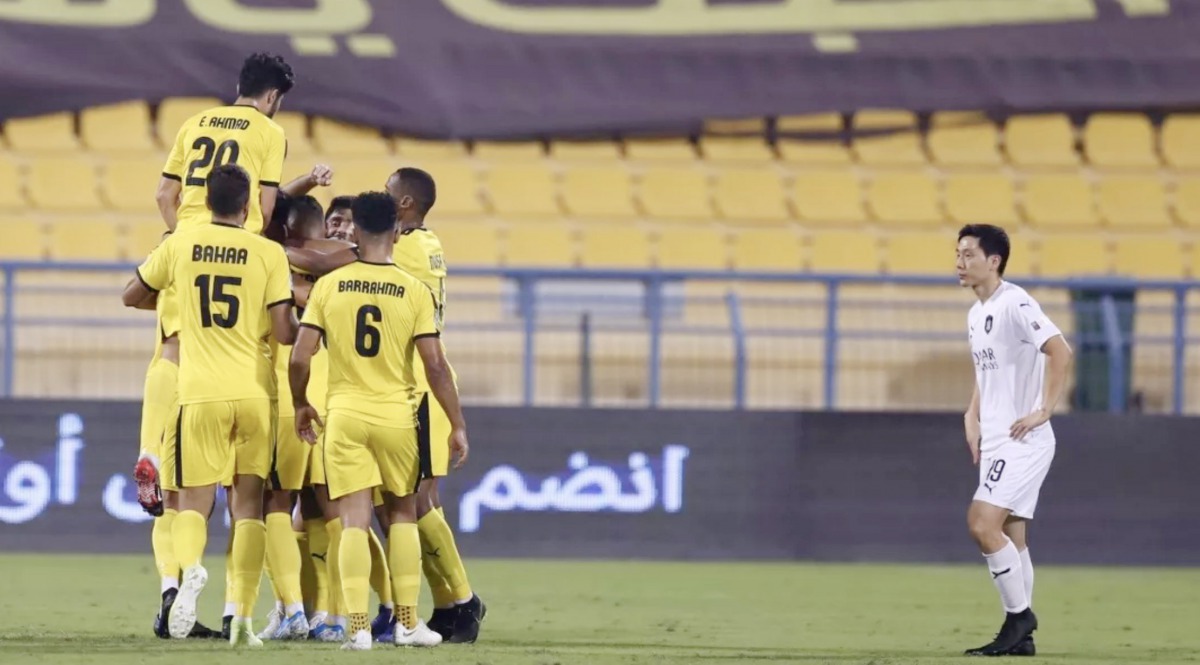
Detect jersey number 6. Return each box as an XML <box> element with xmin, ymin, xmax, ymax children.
<box><xmin>195</xmin><ymin>274</ymin><xmax>241</xmax><ymax>329</ymax></box>
<box><xmin>185</xmin><ymin>137</ymin><xmax>241</xmax><ymax>186</ymax></box>
<box><xmin>355</xmin><ymin>305</ymin><xmax>382</xmax><ymax>357</ymax></box>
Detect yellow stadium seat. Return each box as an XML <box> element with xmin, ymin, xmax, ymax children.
<box><xmin>624</xmin><ymin>138</ymin><xmax>697</xmax><ymax>162</ymax></box>
<box><xmin>28</xmin><ymin>158</ymin><xmax>102</xmax><ymax>211</ymax></box>
<box><xmin>700</xmin><ymin>136</ymin><xmax>774</xmax><ymax>164</ymax></box>
<box><xmin>944</xmin><ymin>173</ymin><xmax>1018</xmax><ymax>225</ymax></box>
<box><xmin>81</xmin><ymin>102</ymin><xmax>155</xmax><ymax>154</ymax></box>
<box><xmin>927</xmin><ymin>112</ymin><xmax>1002</xmax><ymax>167</ymax></box>
<box><xmin>639</xmin><ymin>168</ymin><xmax>712</xmax><ymax>220</ymax></box>
<box><xmin>505</xmin><ymin>223</ymin><xmax>574</xmax><ymax>267</ymax></box>
<box><xmin>102</xmin><ymin>156</ymin><xmax>167</xmax><ymax>212</ymax></box>
<box><xmin>474</xmin><ymin>141</ymin><xmax>545</xmax><ymax>162</ymax></box>
<box><xmin>550</xmin><ymin>140</ymin><xmax>622</xmax><ymax>162</ymax></box>
<box><xmin>1113</xmin><ymin>236</ymin><xmax>1184</xmax><ymax>279</ymax></box>
<box><xmin>413</xmin><ymin>162</ymin><xmax>484</xmax><ymax>217</ymax></box>
<box><xmin>0</xmin><ymin>218</ymin><xmax>46</xmax><ymax>259</ymax></box>
<box><xmin>867</xmin><ymin>172</ymin><xmax>942</xmax><ymax>227</ymax></box>
<box><xmin>1161</xmin><ymin>114</ymin><xmax>1200</xmax><ymax>169</ymax></box>
<box><xmin>485</xmin><ymin>164</ymin><xmax>561</xmax><ymax>218</ymax></box>
<box><xmin>885</xmin><ymin>232</ymin><xmax>953</xmax><ymax>275</ymax></box>
<box><xmin>732</xmin><ymin>228</ymin><xmax>803</xmax><ymax>272</ymax></box>
<box><xmin>657</xmin><ymin>226</ymin><xmax>728</xmax><ymax>270</ymax></box>
<box><xmin>311</xmin><ymin>117</ymin><xmax>389</xmax><ymax>156</ymax></box>
<box><xmin>1096</xmin><ymin>176</ymin><xmax>1171</xmax><ymax>229</ymax></box>
<box><xmin>156</xmin><ymin>97</ymin><xmax>221</xmax><ymax>144</ymax></box>
<box><xmin>1005</xmin><ymin>115</ymin><xmax>1079</xmax><ymax>169</ymax></box>
<box><xmin>0</xmin><ymin>158</ymin><xmax>24</xmax><ymax>210</ymax></box>
<box><xmin>394</xmin><ymin>138</ymin><xmax>468</xmax><ymax>160</ymax></box>
<box><xmin>432</xmin><ymin>220</ymin><xmax>500</xmax><ymax>266</ymax></box>
<box><xmin>851</xmin><ymin>109</ymin><xmax>925</xmax><ymax>166</ymax></box>
<box><xmin>1175</xmin><ymin>178</ymin><xmax>1200</xmax><ymax>228</ymax></box>
<box><xmin>714</xmin><ymin>168</ymin><xmax>788</xmax><ymax>224</ymax></box>
<box><xmin>5</xmin><ymin>112</ymin><xmax>78</xmax><ymax>152</ymax></box>
<box><xmin>1083</xmin><ymin>113</ymin><xmax>1158</xmax><ymax>169</ymax></box>
<box><xmin>1022</xmin><ymin>174</ymin><xmax>1097</xmax><ymax>228</ymax></box>
<box><xmin>1003</xmin><ymin>233</ymin><xmax>1035</xmax><ymax>278</ymax></box>
<box><xmin>1038</xmin><ymin>234</ymin><xmax>1110</xmax><ymax>277</ymax></box>
<box><xmin>777</xmin><ymin>113</ymin><xmax>851</xmax><ymax>165</ymax></box>
<box><xmin>329</xmin><ymin>159</ymin><xmax>389</xmax><ymax>197</ymax></box>
<box><xmin>271</xmin><ymin>112</ymin><xmax>313</xmax><ymax>157</ymax></box>
<box><xmin>580</xmin><ymin>226</ymin><xmax>652</xmax><ymax>268</ymax></box>
<box><xmin>792</xmin><ymin>171</ymin><xmax>865</xmax><ymax>223</ymax></box>
<box><xmin>126</xmin><ymin>219</ymin><xmax>169</xmax><ymax>260</ymax></box>
<box><xmin>703</xmin><ymin>117</ymin><xmax>766</xmax><ymax>135</ymax></box>
<box><xmin>809</xmin><ymin>230</ymin><xmax>880</xmax><ymax>273</ymax></box>
<box><xmin>561</xmin><ymin>166</ymin><xmax>637</xmax><ymax>219</ymax></box>
<box><xmin>47</xmin><ymin>218</ymin><xmax>121</xmax><ymax>261</ymax></box>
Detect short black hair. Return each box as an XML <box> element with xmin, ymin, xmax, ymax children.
<box><xmin>352</xmin><ymin>192</ymin><xmax>398</xmax><ymax>235</ymax></box>
<box><xmin>391</xmin><ymin>167</ymin><xmax>436</xmax><ymax>216</ymax></box>
<box><xmin>958</xmin><ymin>224</ymin><xmax>1011</xmax><ymax>276</ymax></box>
<box><xmin>238</xmin><ymin>52</ymin><xmax>294</xmax><ymax>98</ymax></box>
<box><xmin>207</xmin><ymin>164</ymin><xmax>251</xmax><ymax>217</ymax></box>
<box><xmin>326</xmin><ymin>195</ymin><xmax>355</xmax><ymax>220</ymax></box>
<box><xmin>292</xmin><ymin>195</ymin><xmax>325</xmax><ymax>231</ymax></box>
<box><xmin>269</xmin><ymin>191</ymin><xmax>293</xmax><ymax>229</ymax></box>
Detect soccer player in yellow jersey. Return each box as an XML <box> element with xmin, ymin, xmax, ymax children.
<box><xmin>290</xmin><ymin>192</ymin><xmax>469</xmax><ymax>651</ymax></box>
<box><xmin>387</xmin><ymin>167</ymin><xmax>485</xmax><ymax>642</ymax></box>
<box><xmin>122</xmin><ymin>165</ymin><xmax>298</xmax><ymax>647</ymax></box>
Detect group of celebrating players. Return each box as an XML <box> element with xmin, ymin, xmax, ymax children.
<box><xmin>119</xmin><ymin>52</ymin><xmax>483</xmax><ymax>651</ymax></box>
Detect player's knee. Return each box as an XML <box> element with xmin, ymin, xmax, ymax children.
<box><xmin>966</xmin><ymin>513</ymin><xmax>1003</xmax><ymax>548</ymax></box>
<box><xmin>264</xmin><ymin>489</ymin><xmax>294</xmax><ymax>514</ymax></box>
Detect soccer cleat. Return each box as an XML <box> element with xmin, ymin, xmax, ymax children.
<box><xmin>134</xmin><ymin>456</ymin><xmax>163</xmax><ymax>517</ymax></box>
<box><xmin>154</xmin><ymin>588</ymin><xmax>178</xmax><ymax>639</ymax></box>
<box><xmin>342</xmin><ymin>629</ymin><xmax>373</xmax><ymax>651</ymax></box>
<box><xmin>308</xmin><ymin>611</ymin><xmax>328</xmax><ymax>635</ymax></box>
<box><xmin>189</xmin><ymin>621</ymin><xmax>221</xmax><ymax>639</ymax></box>
<box><xmin>229</xmin><ymin>617</ymin><xmax>264</xmax><ymax>648</ymax></box>
<box><xmin>167</xmin><ymin>565</ymin><xmax>207</xmax><ymax>639</ymax></box>
<box><xmin>393</xmin><ymin>620</ymin><xmax>443</xmax><ymax>647</ymax></box>
<box><xmin>370</xmin><ymin>604</ymin><xmax>394</xmax><ymax>640</ymax></box>
<box><xmin>446</xmin><ymin>595</ymin><xmax>486</xmax><ymax>644</ymax></box>
<box><xmin>964</xmin><ymin>608</ymin><xmax>1038</xmax><ymax>656</ymax></box>
<box><xmin>257</xmin><ymin>606</ymin><xmax>283</xmax><ymax>639</ymax></box>
<box><xmin>311</xmin><ymin>623</ymin><xmax>345</xmax><ymax>643</ymax></box>
<box><xmin>221</xmin><ymin>615</ymin><xmax>233</xmax><ymax>641</ymax></box>
<box><xmin>272</xmin><ymin>611</ymin><xmax>311</xmax><ymax>640</ymax></box>
<box><xmin>375</xmin><ymin>619</ymin><xmax>395</xmax><ymax>644</ymax></box>
<box><xmin>426</xmin><ymin>607</ymin><xmax>457</xmax><ymax>642</ymax></box>
<box><xmin>1008</xmin><ymin>635</ymin><xmax>1036</xmax><ymax>656</ymax></box>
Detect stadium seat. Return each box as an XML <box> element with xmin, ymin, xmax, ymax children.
<box><xmin>1175</xmin><ymin>178</ymin><xmax>1200</xmax><ymax>228</ymax></box>
<box><xmin>1038</xmin><ymin>234</ymin><xmax>1110</xmax><ymax>276</ymax></box>
<box><xmin>156</xmin><ymin>97</ymin><xmax>221</xmax><ymax>144</ymax></box>
<box><xmin>1161</xmin><ymin>114</ymin><xmax>1200</xmax><ymax>169</ymax></box>
<box><xmin>1022</xmin><ymin>174</ymin><xmax>1097</xmax><ymax>228</ymax></box>
<box><xmin>102</xmin><ymin>156</ymin><xmax>166</xmax><ymax>212</ymax></box>
<box><xmin>271</xmin><ymin>112</ymin><xmax>313</xmax><ymax>157</ymax></box>
<box><xmin>484</xmin><ymin>164</ymin><xmax>561</xmax><ymax>218</ymax></box>
<box><xmin>80</xmin><ymin>102</ymin><xmax>155</xmax><ymax>154</ymax></box>
<box><xmin>505</xmin><ymin>223</ymin><xmax>575</xmax><ymax>267</ymax></box>
<box><xmin>0</xmin><ymin>158</ymin><xmax>25</xmax><ymax>210</ymax></box>
<box><xmin>713</xmin><ymin>168</ymin><xmax>789</xmax><ymax>224</ymax></box>
<box><xmin>28</xmin><ymin>158</ymin><xmax>103</xmax><ymax>211</ymax></box>
<box><xmin>1004</xmin><ymin>114</ymin><xmax>1079</xmax><ymax>168</ymax></box>
<box><xmin>639</xmin><ymin>168</ymin><xmax>713</xmax><ymax>220</ymax></box>
<box><xmin>1096</xmin><ymin>176</ymin><xmax>1171</xmax><ymax>229</ymax></box>
<box><xmin>550</xmin><ymin>140</ymin><xmax>622</xmax><ymax>162</ymax></box>
<box><xmin>561</xmin><ymin>166</ymin><xmax>638</xmax><ymax>219</ymax></box>
<box><xmin>1113</xmin><ymin>236</ymin><xmax>1185</xmax><ymax>279</ymax></box>
<box><xmin>731</xmin><ymin>228</ymin><xmax>803</xmax><ymax>272</ymax></box>
<box><xmin>5</xmin><ymin>112</ymin><xmax>79</xmax><ymax>152</ymax></box>
<box><xmin>866</xmin><ymin>171</ymin><xmax>943</xmax><ymax>227</ymax></box>
<box><xmin>777</xmin><ymin>113</ymin><xmax>851</xmax><ymax>165</ymax></box>
<box><xmin>1083</xmin><ymin>113</ymin><xmax>1158</xmax><ymax>169</ymax></box>
<box><xmin>624</xmin><ymin>138</ymin><xmax>697</xmax><ymax>162</ymax></box>
<box><xmin>1003</xmin><ymin>233</ymin><xmax>1035</xmax><ymax>277</ymax></box>
<box><xmin>657</xmin><ymin>226</ymin><xmax>728</xmax><ymax>270</ymax></box>
<box><xmin>47</xmin><ymin>218</ymin><xmax>121</xmax><ymax>261</ymax></box>
<box><xmin>126</xmin><ymin>219</ymin><xmax>168</xmax><ymax>259</ymax></box>
<box><xmin>927</xmin><ymin>112</ymin><xmax>1002</xmax><ymax>167</ymax></box>
<box><xmin>432</xmin><ymin>220</ymin><xmax>500</xmax><ymax>266</ymax></box>
<box><xmin>792</xmin><ymin>171</ymin><xmax>866</xmax><ymax>223</ymax></box>
<box><xmin>944</xmin><ymin>173</ymin><xmax>1019</xmax><ymax>225</ymax></box>
<box><xmin>700</xmin><ymin>136</ymin><xmax>775</xmax><ymax>164</ymax></box>
<box><xmin>474</xmin><ymin>141</ymin><xmax>545</xmax><ymax>162</ymax></box>
<box><xmin>329</xmin><ymin>159</ymin><xmax>389</xmax><ymax>197</ymax></box>
<box><xmin>851</xmin><ymin>109</ymin><xmax>926</xmax><ymax>166</ymax></box>
<box><xmin>702</xmin><ymin>117</ymin><xmax>766</xmax><ymax>135</ymax></box>
<box><xmin>311</xmin><ymin>117</ymin><xmax>390</xmax><ymax>156</ymax></box>
<box><xmin>0</xmin><ymin>218</ymin><xmax>45</xmax><ymax>259</ymax></box>
<box><xmin>809</xmin><ymin>230</ymin><xmax>880</xmax><ymax>273</ymax></box>
<box><xmin>885</xmin><ymin>232</ymin><xmax>953</xmax><ymax>274</ymax></box>
<box><xmin>580</xmin><ymin>226</ymin><xmax>652</xmax><ymax>268</ymax></box>
<box><xmin>394</xmin><ymin>138</ymin><xmax>468</xmax><ymax>160</ymax></box>
<box><xmin>413</xmin><ymin>162</ymin><xmax>484</xmax><ymax>217</ymax></box>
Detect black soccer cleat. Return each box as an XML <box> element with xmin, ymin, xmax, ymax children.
<box><xmin>964</xmin><ymin>608</ymin><xmax>1038</xmax><ymax>657</ymax></box>
<box><xmin>153</xmin><ymin>589</ymin><xmax>178</xmax><ymax>639</ymax></box>
<box><xmin>446</xmin><ymin>595</ymin><xmax>486</xmax><ymax>644</ymax></box>
<box><xmin>1008</xmin><ymin>635</ymin><xmax>1036</xmax><ymax>656</ymax></box>
<box><xmin>188</xmin><ymin>621</ymin><xmax>221</xmax><ymax>639</ymax></box>
<box><xmin>220</xmin><ymin>615</ymin><xmax>233</xmax><ymax>641</ymax></box>
<box><xmin>427</xmin><ymin>607</ymin><xmax>458</xmax><ymax>642</ymax></box>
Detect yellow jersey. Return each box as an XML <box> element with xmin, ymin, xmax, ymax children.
<box><xmin>275</xmin><ymin>272</ymin><xmax>328</xmax><ymax>414</ymax></box>
<box><xmin>395</xmin><ymin>228</ymin><xmax>446</xmax><ymax>325</ymax></box>
<box><xmin>299</xmin><ymin>260</ymin><xmax>440</xmax><ymax>427</ymax></box>
<box><xmin>137</xmin><ymin>222</ymin><xmax>293</xmax><ymax>404</ymax></box>
<box><xmin>162</xmin><ymin>104</ymin><xmax>286</xmax><ymax>234</ymax></box>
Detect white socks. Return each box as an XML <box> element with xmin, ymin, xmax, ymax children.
<box><xmin>984</xmin><ymin>538</ymin><xmax>1030</xmax><ymax>614</ymax></box>
<box><xmin>162</xmin><ymin>577</ymin><xmax>179</xmax><ymax>594</ymax></box>
<box><xmin>1020</xmin><ymin>547</ymin><xmax>1034</xmax><ymax>608</ymax></box>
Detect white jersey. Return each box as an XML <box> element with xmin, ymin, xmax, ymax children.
<box><xmin>968</xmin><ymin>281</ymin><xmax>1063</xmax><ymax>454</ymax></box>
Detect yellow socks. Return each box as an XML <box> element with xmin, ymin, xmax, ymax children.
<box><xmin>305</xmin><ymin>519</ymin><xmax>330</xmax><ymax>615</ymax></box>
<box><xmin>418</xmin><ymin>507</ymin><xmax>473</xmax><ymax>601</ymax></box>
<box><xmin>368</xmin><ymin>528</ymin><xmax>393</xmax><ymax>608</ymax></box>
<box><xmin>339</xmin><ymin>527</ymin><xmax>372</xmax><ymax>618</ymax></box>
<box><xmin>325</xmin><ymin>519</ymin><xmax>344</xmax><ymax>619</ymax></box>
<box><xmin>265</xmin><ymin>512</ymin><xmax>303</xmax><ymax>609</ymax></box>
<box><xmin>152</xmin><ymin>508</ymin><xmax>179</xmax><ymax>590</ymax></box>
<box><xmin>171</xmin><ymin>509</ymin><xmax>207</xmax><ymax>570</ymax></box>
<box><xmin>388</xmin><ymin>522</ymin><xmax>421</xmax><ymax>630</ymax></box>
<box><xmin>232</xmin><ymin>518</ymin><xmax>266</xmax><ymax>618</ymax></box>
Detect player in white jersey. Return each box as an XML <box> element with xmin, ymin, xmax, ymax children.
<box><xmin>957</xmin><ymin>225</ymin><xmax>1073</xmax><ymax>657</ymax></box>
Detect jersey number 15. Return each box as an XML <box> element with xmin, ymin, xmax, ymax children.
<box><xmin>195</xmin><ymin>274</ymin><xmax>241</xmax><ymax>328</ymax></box>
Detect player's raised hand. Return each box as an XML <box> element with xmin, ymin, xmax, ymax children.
<box><xmin>295</xmin><ymin>403</ymin><xmax>324</xmax><ymax>444</ymax></box>
<box><xmin>1010</xmin><ymin>407</ymin><xmax>1049</xmax><ymax>442</ymax></box>
<box><xmin>449</xmin><ymin>428</ymin><xmax>469</xmax><ymax>469</ymax></box>
<box><xmin>310</xmin><ymin>164</ymin><xmax>333</xmax><ymax>187</ymax></box>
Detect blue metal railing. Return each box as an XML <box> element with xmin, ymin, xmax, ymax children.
<box><xmin>2</xmin><ymin>260</ymin><xmax>1198</xmax><ymax>413</ymax></box>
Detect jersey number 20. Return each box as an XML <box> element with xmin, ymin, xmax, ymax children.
<box><xmin>195</xmin><ymin>274</ymin><xmax>241</xmax><ymax>328</ymax></box>
<box><xmin>355</xmin><ymin>305</ymin><xmax>382</xmax><ymax>357</ymax></box>
<box><xmin>185</xmin><ymin>137</ymin><xmax>240</xmax><ymax>186</ymax></box>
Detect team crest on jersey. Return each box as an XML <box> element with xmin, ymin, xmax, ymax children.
<box><xmin>1032</xmin><ymin>321</ymin><xmax>1041</xmax><ymax>331</ymax></box>
<box><xmin>984</xmin><ymin>315</ymin><xmax>993</xmax><ymax>334</ymax></box>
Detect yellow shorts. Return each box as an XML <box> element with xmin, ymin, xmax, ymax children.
<box><xmin>270</xmin><ymin>414</ymin><xmax>317</xmax><ymax>492</ymax></box>
<box><xmin>161</xmin><ymin>399</ymin><xmax>276</xmax><ymax>489</ymax></box>
<box><xmin>415</xmin><ymin>392</ymin><xmax>451</xmax><ymax>478</ymax></box>
<box><xmin>139</xmin><ymin>357</ymin><xmax>178</xmax><ymax>459</ymax></box>
<box><xmin>323</xmin><ymin>411</ymin><xmax>419</xmax><ymax>501</ymax></box>
<box><xmin>307</xmin><ymin>429</ymin><xmax>327</xmax><ymax>487</ymax></box>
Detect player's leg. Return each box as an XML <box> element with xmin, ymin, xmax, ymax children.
<box><xmin>1003</xmin><ymin>517</ymin><xmax>1037</xmax><ymax>657</ymax></box>
<box><xmin>369</xmin><ymin>491</ymin><xmax>395</xmax><ymax>641</ymax></box>
<box><xmin>139</xmin><ymin>355</ymin><xmax>177</xmax><ymax>635</ymax></box>
<box><xmin>261</xmin><ymin>411</ymin><xmax>309</xmax><ymax>639</ymax></box>
<box><xmin>225</xmin><ymin>399</ymin><xmax>276</xmax><ymax>647</ymax></box>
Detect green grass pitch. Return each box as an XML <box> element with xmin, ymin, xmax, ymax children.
<box><xmin>0</xmin><ymin>555</ymin><xmax>1197</xmax><ymax>664</ymax></box>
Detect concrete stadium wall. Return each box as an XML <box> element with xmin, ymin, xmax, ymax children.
<box><xmin>0</xmin><ymin>400</ymin><xmax>1196</xmax><ymax>565</ymax></box>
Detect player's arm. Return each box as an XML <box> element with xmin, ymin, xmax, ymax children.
<box><xmin>270</xmin><ymin>300</ymin><xmax>298</xmax><ymax>345</ymax></box>
<box><xmin>260</xmin><ymin>185</ymin><xmax>280</xmax><ymax>236</ymax></box>
<box><xmin>1010</xmin><ymin>302</ymin><xmax>1074</xmax><ymax>440</ymax></box>
<box><xmin>281</xmin><ymin>164</ymin><xmax>333</xmax><ymax>198</ymax></box>
<box><xmin>964</xmin><ymin>381</ymin><xmax>981</xmax><ymax>465</ymax></box>
<box><xmin>285</xmin><ymin>246</ymin><xmax>358</xmax><ymax>277</ymax></box>
<box><xmin>266</xmin><ymin>245</ymin><xmax>298</xmax><ymax>344</ymax></box>
<box><xmin>258</xmin><ymin>126</ymin><xmax>288</xmax><ymax>236</ymax></box>
<box><xmin>157</xmin><ymin>125</ymin><xmax>188</xmax><ymax>230</ymax></box>
<box><xmin>122</xmin><ymin>242</ymin><xmax>171</xmax><ymax>308</ymax></box>
<box><xmin>122</xmin><ymin>278</ymin><xmax>158</xmax><ymax>310</ymax></box>
<box><xmin>289</xmin><ymin>324</ymin><xmax>324</xmax><ymax>443</ymax></box>
<box><xmin>417</xmin><ymin>337</ymin><xmax>469</xmax><ymax>469</ymax></box>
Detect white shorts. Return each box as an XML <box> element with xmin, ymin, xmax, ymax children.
<box><xmin>974</xmin><ymin>440</ymin><xmax>1055</xmax><ymax>519</ymax></box>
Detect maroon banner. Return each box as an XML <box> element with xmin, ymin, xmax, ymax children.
<box><xmin>0</xmin><ymin>1</ymin><xmax>1197</xmax><ymax>138</ymax></box>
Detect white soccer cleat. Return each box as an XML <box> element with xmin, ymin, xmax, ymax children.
<box><xmin>393</xmin><ymin>620</ymin><xmax>443</xmax><ymax>647</ymax></box>
<box><xmin>308</xmin><ymin>611</ymin><xmax>328</xmax><ymax>633</ymax></box>
<box><xmin>257</xmin><ymin>606</ymin><xmax>283</xmax><ymax>639</ymax></box>
<box><xmin>273</xmin><ymin>611</ymin><xmax>310</xmax><ymax>640</ymax></box>
<box><xmin>167</xmin><ymin>565</ymin><xmax>207</xmax><ymax>639</ymax></box>
<box><xmin>229</xmin><ymin>617</ymin><xmax>264</xmax><ymax>648</ymax></box>
<box><xmin>341</xmin><ymin>629</ymin><xmax>373</xmax><ymax>651</ymax></box>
